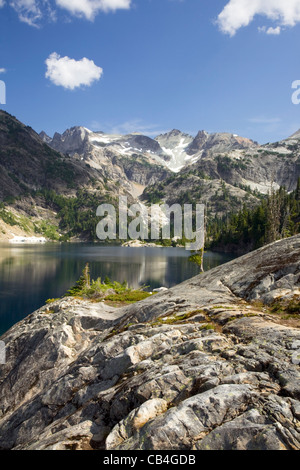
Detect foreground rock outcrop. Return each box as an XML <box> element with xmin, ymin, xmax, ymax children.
<box><xmin>0</xmin><ymin>236</ymin><xmax>299</xmax><ymax>450</ymax></box>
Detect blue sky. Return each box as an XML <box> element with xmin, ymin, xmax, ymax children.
<box><xmin>1</xmin><ymin>0</ymin><xmax>300</xmax><ymax>143</ymax></box>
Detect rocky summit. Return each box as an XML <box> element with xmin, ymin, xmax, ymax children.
<box><xmin>0</xmin><ymin>235</ymin><xmax>299</xmax><ymax>450</ymax></box>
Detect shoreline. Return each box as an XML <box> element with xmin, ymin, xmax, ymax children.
<box><xmin>8</xmin><ymin>236</ymin><xmax>47</xmax><ymax>244</ymax></box>
<box><xmin>0</xmin><ymin>235</ymin><xmax>299</xmax><ymax>450</ymax></box>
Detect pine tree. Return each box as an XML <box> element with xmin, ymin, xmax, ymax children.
<box><xmin>296</xmin><ymin>177</ymin><xmax>300</xmax><ymax>201</ymax></box>
<box><xmin>188</xmin><ymin>248</ymin><xmax>204</xmax><ymax>272</ymax></box>
<box><xmin>188</xmin><ymin>205</ymin><xmax>206</xmax><ymax>272</ymax></box>
<box><xmin>266</xmin><ymin>183</ymin><xmax>281</xmax><ymax>244</ymax></box>
<box><xmin>66</xmin><ymin>263</ymin><xmax>91</xmax><ymax>296</ymax></box>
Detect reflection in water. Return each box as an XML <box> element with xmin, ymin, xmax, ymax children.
<box><xmin>0</xmin><ymin>243</ymin><xmax>235</xmax><ymax>336</ymax></box>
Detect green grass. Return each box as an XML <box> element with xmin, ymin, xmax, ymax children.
<box><xmin>0</xmin><ymin>205</ymin><xmax>61</xmax><ymax>240</ymax></box>
<box><xmin>105</xmin><ymin>291</ymin><xmax>152</xmax><ymax>303</ymax></box>
<box><xmin>45</xmin><ymin>298</ymin><xmax>60</xmax><ymax>304</ymax></box>
<box><xmin>0</xmin><ymin>208</ymin><xmax>36</xmax><ymax>233</ymax></box>
<box><xmin>211</xmin><ymin>305</ymin><xmax>235</xmax><ymax>310</ymax></box>
<box><xmin>199</xmin><ymin>324</ymin><xmax>216</xmax><ymax>331</ymax></box>
<box><xmin>0</xmin><ymin>208</ymin><xmax>18</xmax><ymax>226</ymax></box>
<box><xmin>65</xmin><ymin>264</ymin><xmax>152</xmax><ymax>305</ymax></box>
<box><xmin>150</xmin><ymin>310</ymin><xmax>206</xmax><ymax>326</ymax></box>
<box><xmin>34</xmin><ymin>220</ymin><xmax>61</xmax><ymax>241</ymax></box>
<box><xmin>270</xmin><ymin>297</ymin><xmax>300</xmax><ymax>315</ymax></box>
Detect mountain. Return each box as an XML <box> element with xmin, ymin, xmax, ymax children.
<box><xmin>50</xmin><ymin>126</ymin><xmax>91</xmax><ymax>156</ymax></box>
<box><xmin>38</xmin><ymin>131</ymin><xmax>51</xmax><ymax>144</ymax></box>
<box><xmin>41</xmin><ymin>126</ymin><xmax>259</xmax><ymax>174</ymax></box>
<box><xmin>288</xmin><ymin>128</ymin><xmax>300</xmax><ymax>140</ymax></box>
<box><xmin>0</xmin><ymin>112</ymin><xmax>95</xmax><ymax>200</ymax></box>
<box><xmin>42</xmin><ymin>126</ymin><xmax>165</xmax><ymax>163</ymax></box>
<box><xmin>142</xmin><ymin>129</ymin><xmax>300</xmax><ymax>215</ymax></box>
<box><xmin>0</xmin><ymin>112</ymin><xmax>171</xmax><ymax>241</ymax></box>
<box><xmin>155</xmin><ymin>129</ymin><xmax>195</xmax><ymax>171</ymax></box>
<box><xmin>0</xmin><ymin>111</ymin><xmax>125</xmax><ymax>241</ymax></box>
<box><xmin>40</xmin><ymin>126</ymin><xmax>171</xmax><ymax>189</ymax></box>
<box><xmin>189</xmin><ymin>134</ymin><xmax>300</xmax><ymax>193</ymax></box>
<box><xmin>0</xmin><ymin>111</ymin><xmax>169</xmax><ymax>201</ymax></box>
<box><xmin>1</xmin><ymin>110</ymin><xmax>299</xmax><ymax>245</ymax></box>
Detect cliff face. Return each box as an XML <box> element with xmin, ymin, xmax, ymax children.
<box><xmin>0</xmin><ymin>235</ymin><xmax>299</xmax><ymax>450</ymax></box>
<box><xmin>0</xmin><ymin>111</ymin><xmax>95</xmax><ymax>200</ymax></box>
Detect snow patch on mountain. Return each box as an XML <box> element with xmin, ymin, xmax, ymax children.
<box><xmin>40</xmin><ymin>126</ymin><xmax>258</xmax><ymax>174</ymax></box>
<box><xmin>155</xmin><ymin>130</ymin><xmax>196</xmax><ymax>172</ymax></box>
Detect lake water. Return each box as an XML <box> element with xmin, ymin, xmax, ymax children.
<box><xmin>0</xmin><ymin>243</ymin><xmax>235</xmax><ymax>336</ymax></box>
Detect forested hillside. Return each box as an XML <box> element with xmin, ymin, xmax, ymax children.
<box><xmin>207</xmin><ymin>179</ymin><xmax>300</xmax><ymax>253</ymax></box>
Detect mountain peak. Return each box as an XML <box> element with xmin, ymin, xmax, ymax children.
<box><xmin>49</xmin><ymin>126</ymin><xmax>91</xmax><ymax>155</ymax></box>
<box><xmin>186</xmin><ymin>130</ymin><xmax>209</xmax><ymax>155</ymax></box>
<box><xmin>288</xmin><ymin>128</ymin><xmax>300</xmax><ymax>140</ymax></box>
<box><xmin>39</xmin><ymin>131</ymin><xmax>51</xmax><ymax>143</ymax></box>
<box><xmin>156</xmin><ymin>129</ymin><xmax>192</xmax><ymax>139</ymax></box>
<box><xmin>168</xmin><ymin>129</ymin><xmax>184</xmax><ymax>136</ymax></box>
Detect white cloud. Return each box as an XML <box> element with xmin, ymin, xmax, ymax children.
<box><xmin>10</xmin><ymin>0</ymin><xmax>45</xmax><ymax>26</ymax></box>
<box><xmin>45</xmin><ymin>53</ymin><xmax>103</xmax><ymax>90</ymax></box>
<box><xmin>5</xmin><ymin>0</ymin><xmax>131</xmax><ymax>26</ymax></box>
<box><xmin>109</xmin><ymin>120</ymin><xmax>169</xmax><ymax>136</ymax></box>
<box><xmin>90</xmin><ymin>119</ymin><xmax>169</xmax><ymax>137</ymax></box>
<box><xmin>249</xmin><ymin>117</ymin><xmax>282</xmax><ymax>124</ymax></box>
<box><xmin>259</xmin><ymin>25</ymin><xmax>281</xmax><ymax>35</ymax></box>
<box><xmin>56</xmin><ymin>0</ymin><xmax>131</xmax><ymax>20</ymax></box>
<box><xmin>266</xmin><ymin>26</ymin><xmax>281</xmax><ymax>34</ymax></box>
<box><xmin>0</xmin><ymin>68</ymin><xmax>6</xmax><ymax>74</ymax></box>
<box><xmin>217</xmin><ymin>0</ymin><xmax>300</xmax><ymax>36</ymax></box>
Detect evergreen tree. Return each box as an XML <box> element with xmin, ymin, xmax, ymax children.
<box><xmin>208</xmin><ymin>184</ymin><xmax>300</xmax><ymax>254</ymax></box>
<box><xmin>66</xmin><ymin>263</ymin><xmax>91</xmax><ymax>296</ymax></box>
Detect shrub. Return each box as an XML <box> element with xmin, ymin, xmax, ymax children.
<box><xmin>64</xmin><ymin>264</ymin><xmax>150</xmax><ymax>304</ymax></box>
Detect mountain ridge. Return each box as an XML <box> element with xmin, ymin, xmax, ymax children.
<box><xmin>40</xmin><ymin>126</ymin><xmax>259</xmax><ymax>173</ymax></box>
<box><xmin>0</xmin><ymin>110</ymin><xmax>299</xmax><ymax>244</ymax></box>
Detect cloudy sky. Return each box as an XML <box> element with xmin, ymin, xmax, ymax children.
<box><xmin>1</xmin><ymin>0</ymin><xmax>300</xmax><ymax>142</ymax></box>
